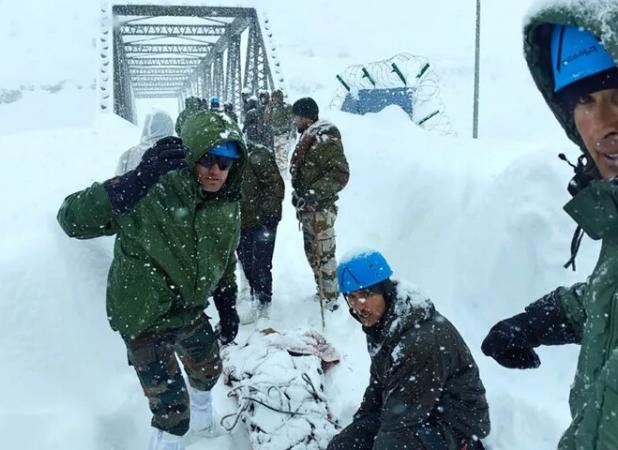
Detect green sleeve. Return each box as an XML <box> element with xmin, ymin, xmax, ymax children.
<box><xmin>554</xmin><ymin>283</ymin><xmax>588</xmax><ymax>339</ymax></box>
<box><xmin>57</xmin><ymin>182</ymin><xmax>118</xmax><ymax>239</ymax></box>
<box><xmin>253</xmin><ymin>150</ymin><xmax>285</xmax><ymax>223</ymax></box>
<box><xmin>311</xmin><ymin>139</ymin><xmax>349</xmax><ymax>203</ymax></box>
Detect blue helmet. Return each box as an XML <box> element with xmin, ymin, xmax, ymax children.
<box><xmin>551</xmin><ymin>24</ymin><xmax>616</xmax><ymax>92</ymax></box>
<box><xmin>209</xmin><ymin>141</ymin><xmax>239</xmax><ymax>159</ymax></box>
<box><xmin>337</xmin><ymin>250</ymin><xmax>393</xmax><ymax>294</ymax></box>
<box><xmin>210</xmin><ymin>95</ymin><xmax>220</xmax><ymax>108</ymax></box>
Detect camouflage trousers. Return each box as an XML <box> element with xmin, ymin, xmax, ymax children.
<box><xmin>125</xmin><ymin>313</ymin><xmax>221</xmax><ymax>436</ymax></box>
<box><xmin>273</xmin><ymin>132</ymin><xmax>293</xmax><ymax>175</ymax></box>
<box><xmin>299</xmin><ymin>209</ymin><xmax>339</xmax><ymax>299</ymax></box>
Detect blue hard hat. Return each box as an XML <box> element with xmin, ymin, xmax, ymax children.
<box><xmin>210</xmin><ymin>95</ymin><xmax>220</xmax><ymax>107</ymax></box>
<box><xmin>551</xmin><ymin>24</ymin><xmax>616</xmax><ymax>92</ymax></box>
<box><xmin>337</xmin><ymin>250</ymin><xmax>393</xmax><ymax>294</ymax></box>
<box><xmin>209</xmin><ymin>141</ymin><xmax>240</xmax><ymax>159</ymax></box>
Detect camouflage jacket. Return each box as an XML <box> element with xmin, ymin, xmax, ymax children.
<box><xmin>265</xmin><ymin>101</ymin><xmax>293</xmax><ymax>135</ymax></box>
<box><xmin>289</xmin><ymin>120</ymin><xmax>349</xmax><ymax>211</ymax></box>
<box><xmin>241</xmin><ymin>143</ymin><xmax>284</xmax><ymax>229</ymax></box>
<box><xmin>58</xmin><ymin>112</ymin><xmax>246</xmax><ymax>340</ymax></box>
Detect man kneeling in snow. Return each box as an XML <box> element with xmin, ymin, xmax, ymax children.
<box><xmin>57</xmin><ymin>111</ymin><xmax>246</xmax><ymax>450</ymax></box>
<box><xmin>328</xmin><ymin>250</ymin><xmax>490</xmax><ymax>450</ymax></box>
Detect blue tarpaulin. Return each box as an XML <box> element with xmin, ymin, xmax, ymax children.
<box><xmin>341</xmin><ymin>87</ymin><xmax>413</xmax><ymax>115</ymax></box>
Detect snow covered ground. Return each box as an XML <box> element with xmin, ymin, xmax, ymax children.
<box><xmin>0</xmin><ymin>1</ymin><xmax>600</xmax><ymax>449</ymax></box>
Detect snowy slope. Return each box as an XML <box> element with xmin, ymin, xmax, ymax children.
<box><xmin>0</xmin><ymin>1</ymin><xmax>597</xmax><ymax>449</ymax></box>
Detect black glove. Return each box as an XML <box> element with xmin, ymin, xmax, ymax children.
<box><xmin>482</xmin><ymin>291</ymin><xmax>579</xmax><ymax>369</ymax></box>
<box><xmin>136</xmin><ymin>137</ymin><xmax>188</xmax><ymax>188</ymax></box>
<box><xmin>481</xmin><ymin>313</ymin><xmax>541</xmax><ymax>369</ymax></box>
<box><xmin>213</xmin><ymin>284</ymin><xmax>239</xmax><ymax>345</ymax></box>
<box><xmin>103</xmin><ymin>137</ymin><xmax>187</xmax><ymax>215</ymax></box>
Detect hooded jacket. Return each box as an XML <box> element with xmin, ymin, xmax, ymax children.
<box><xmin>57</xmin><ymin>111</ymin><xmax>247</xmax><ymax>340</ymax></box>
<box><xmin>524</xmin><ymin>2</ymin><xmax>618</xmax><ymax>448</ymax></box>
<box><xmin>353</xmin><ymin>281</ymin><xmax>490</xmax><ymax>449</ymax></box>
<box><xmin>116</xmin><ymin>110</ymin><xmax>175</xmax><ymax>175</ymax></box>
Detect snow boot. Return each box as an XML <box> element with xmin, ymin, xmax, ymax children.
<box><xmin>147</xmin><ymin>429</ymin><xmax>185</xmax><ymax>450</ymax></box>
<box><xmin>238</xmin><ymin>296</ymin><xmax>258</xmax><ymax>325</ymax></box>
<box><xmin>324</xmin><ymin>297</ymin><xmax>339</xmax><ymax>312</ymax></box>
<box><xmin>255</xmin><ymin>301</ymin><xmax>272</xmax><ymax>329</ymax></box>
<box><xmin>187</xmin><ymin>385</ymin><xmax>224</xmax><ymax>438</ymax></box>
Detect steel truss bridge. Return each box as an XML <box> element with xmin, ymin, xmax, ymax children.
<box><xmin>100</xmin><ymin>4</ymin><xmax>276</xmax><ymax>123</ymax></box>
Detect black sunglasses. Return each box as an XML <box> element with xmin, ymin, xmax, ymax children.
<box><xmin>198</xmin><ymin>154</ymin><xmax>234</xmax><ymax>170</ymax></box>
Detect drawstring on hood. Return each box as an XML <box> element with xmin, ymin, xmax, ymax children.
<box><xmin>558</xmin><ymin>153</ymin><xmax>591</xmax><ymax>271</ymax></box>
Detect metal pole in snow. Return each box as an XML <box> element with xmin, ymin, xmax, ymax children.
<box><xmin>473</xmin><ymin>0</ymin><xmax>481</xmax><ymax>139</ymax></box>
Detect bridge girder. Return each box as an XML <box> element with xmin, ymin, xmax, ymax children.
<box><xmin>124</xmin><ymin>44</ymin><xmax>213</xmax><ymax>54</ymax></box>
<box><xmin>120</xmin><ymin>24</ymin><xmax>226</xmax><ymax>37</ymax></box>
<box><xmin>130</xmin><ymin>68</ymin><xmax>195</xmax><ymax>76</ymax></box>
<box><xmin>127</xmin><ymin>58</ymin><xmax>201</xmax><ymax>67</ymax></box>
<box><xmin>111</xmin><ymin>4</ymin><xmax>276</xmax><ymax>122</ymax></box>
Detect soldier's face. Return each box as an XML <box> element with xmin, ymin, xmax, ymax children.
<box><xmin>346</xmin><ymin>289</ymin><xmax>386</xmax><ymax>328</ymax></box>
<box><xmin>294</xmin><ymin>115</ymin><xmax>312</xmax><ymax>133</ymax></box>
<box><xmin>193</xmin><ymin>160</ymin><xmax>230</xmax><ymax>192</ymax></box>
<box><xmin>574</xmin><ymin>88</ymin><xmax>618</xmax><ymax>179</ymax></box>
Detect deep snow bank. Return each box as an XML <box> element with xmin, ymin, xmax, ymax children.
<box><xmin>0</xmin><ymin>104</ymin><xmax>596</xmax><ymax>449</ymax></box>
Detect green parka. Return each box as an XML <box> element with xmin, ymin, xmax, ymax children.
<box><xmin>354</xmin><ymin>281</ymin><xmax>490</xmax><ymax>449</ymax></box>
<box><xmin>289</xmin><ymin>120</ymin><xmax>349</xmax><ymax>211</ymax></box>
<box><xmin>524</xmin><ymin>2</ymin><xmax>618</xmax><ymax>448</ymax></box>
<box><xmin>240</xmin><ymin>143</ymin><xmax>284</xmax><ymax>230</ymax></box>
<box><xmin>175</xmin><ymin>96</ymin><xmax>202</xmax><ymax>136</ymax></box>
<box><xmin>57</xmin><ymin>112</ymin><xmax>247</xmax><ymax>340</ymax></box>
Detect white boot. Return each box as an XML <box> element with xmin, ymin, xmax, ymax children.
<box><xmin>187</xmin><ymin>385</ymin><xmax>224</xmax><ymax>438</ymax></box>
<box><xmin>148</xmin><ymin>429</ymin><xmax>185</xmax><ymax>450</ymax></box>
<box><xmin>255</xmin><ymin>302</ymin><xmax>272</xmax><ymax>329</ymax></box>
<box><xmin>238</xmin><ymin>297</ymin><xmax>258</xmax><ymax>325</ymax></box>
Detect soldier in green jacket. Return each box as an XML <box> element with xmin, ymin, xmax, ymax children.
<box><xmin>290</xmin><ymin>97</ymin><xmax>349</xmax><ymax>312</ymax></box>
<box><xmin>238</xmin><ymin>141</ymin><xmax>284</xmax><ymax>321</ymax></box>
<box><xmin>330</xmin><ymin>250</ymin><xmax>490</xmax><ymax>450</ymax></box>
<box><xmin>264</xmin><ymin>89</ymin><xmax>294</xmax><ymax>174</ymax></box>
<box><xmin>482</xmin><ymin>2</ymin><xmax>618</xmax><ymax>449</ymax></box>
<box><xmin>57</xmin><ymin>111</ymin><xmax>246</xmax><ymax>450</ymax></box>
<box><xmin>175</xmin><ymin>96</ymin><xmax>201</xmax><ymax>136</ymax></box>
